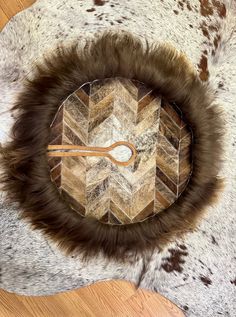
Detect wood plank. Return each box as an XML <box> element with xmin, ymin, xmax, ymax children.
<box><xmin>116</xmin><ymin>288</ymin><xmax>185</xmax><ymax>316</ymax></box>
<box><xmin>0</xmin><ymin>0</ymin><xmax>24</xmax><ymax>19</ymax></box>
<box><xmin>0</xmin><ymin>0</ymin><xmax>35</xmax><ymax>31</ymax></box>
<box><xmin>0</xmin><ymin>290</ymin><xmax>33</xmax><ymax>317</ymax></box>
<box><xmin>0</xmin><ymin>281</ymin><xmax>185</xmax><ymax>317</ymax></box>
<box><xmin>20</xmin><ymin>0</ymin><xmax>35</xmax><ymax>8</ymax></box>
<box><xmin>20</xmin><ymin>295</ymin><xmax>73</xmax><ymax>317</ymax></box>
<box><xmin>0</xmin><ymin>6</ymin><xmax>8</xmax><ymax>30</ymax></box>
<box><xmin>76</xmin><ymin>280</ymin><xmax>137</xmax><ymax>315</ymax></box>
<box><xmin>55</xmin><ymin>291</ymin><xmax>96</xmax><ymax>317</ymax></box>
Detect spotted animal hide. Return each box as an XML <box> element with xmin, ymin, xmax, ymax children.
<box><xmin>0</xmin><ymin>1</ymin><xmax>235</xmax><ymax>317</ymax></box>
<box><xmin>0</xmin><ymin>31</ymin><xmax>224</xmax><ymax>260</ymax></box>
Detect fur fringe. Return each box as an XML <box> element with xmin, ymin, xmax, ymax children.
<box><xmin>0</xmin><ymin>31</ymin><xmax>224</xmax><ymax>260</ymax></box>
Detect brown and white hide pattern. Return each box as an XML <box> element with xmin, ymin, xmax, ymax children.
<box><xmin>0</xmin><ymin>1</ymin><xmax>235</xmax><ymax>316</ymax></box>
<box><xmin>48</xmin><ymin>78</ymin><xmax>192</xmax><ymax>225</ymax></box>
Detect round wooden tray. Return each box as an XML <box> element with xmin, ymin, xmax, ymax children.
<box><xmin>48</xmin><ymin>78</ymin><xmax>193</xmax><ymax>225</ymax></box>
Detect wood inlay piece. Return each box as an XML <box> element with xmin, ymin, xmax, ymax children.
<box><xmin>48</xmin><ymin>78</ymin><xmax>193</xmax><ymax>225</ymax></box>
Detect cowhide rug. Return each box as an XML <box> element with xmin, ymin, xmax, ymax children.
<box><xmin>0</xmin><ymin>1</ymin><xmax>235</xmax><ymax>316</ymax></box>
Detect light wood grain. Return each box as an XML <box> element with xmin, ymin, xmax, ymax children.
<box><xmin>0</xmin><ymin>6</ymin><xmax>8</xmax><ymax>28</ymax></box>
<box><xmin>0</xmin><ymin>0</ymin><xmax>35</xmax><ymax>30</ymax></box>
<box><xmin>0</xmin><ymin>281</ymin><xmax>185</xmax><ymax>317</ymax></box>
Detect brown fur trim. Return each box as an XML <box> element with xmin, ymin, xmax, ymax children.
<box><xmin>0</xmin><ymin>31</ymin><xmax>224</xmax><ymax>260</ymax></box>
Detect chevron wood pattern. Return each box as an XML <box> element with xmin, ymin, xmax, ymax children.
<box><xmin>48</xmin><ymin>78</ymin><xmax>193</xmax><ymax>225</ymax></box>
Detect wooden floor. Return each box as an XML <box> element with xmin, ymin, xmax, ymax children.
<box><xmin>0</xmin><ymin>0</ymin><xmax>35</xmax><ymax>30</ymax></box>
<box><xmin>0</xmin><ymin>1</ymin><xmax>185</xmax><ymax>316</ymax></box>
<box><xmin>0</xmin><ymin>281</ymin><xmax>184</xmax><ymax>317</ymax></box>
